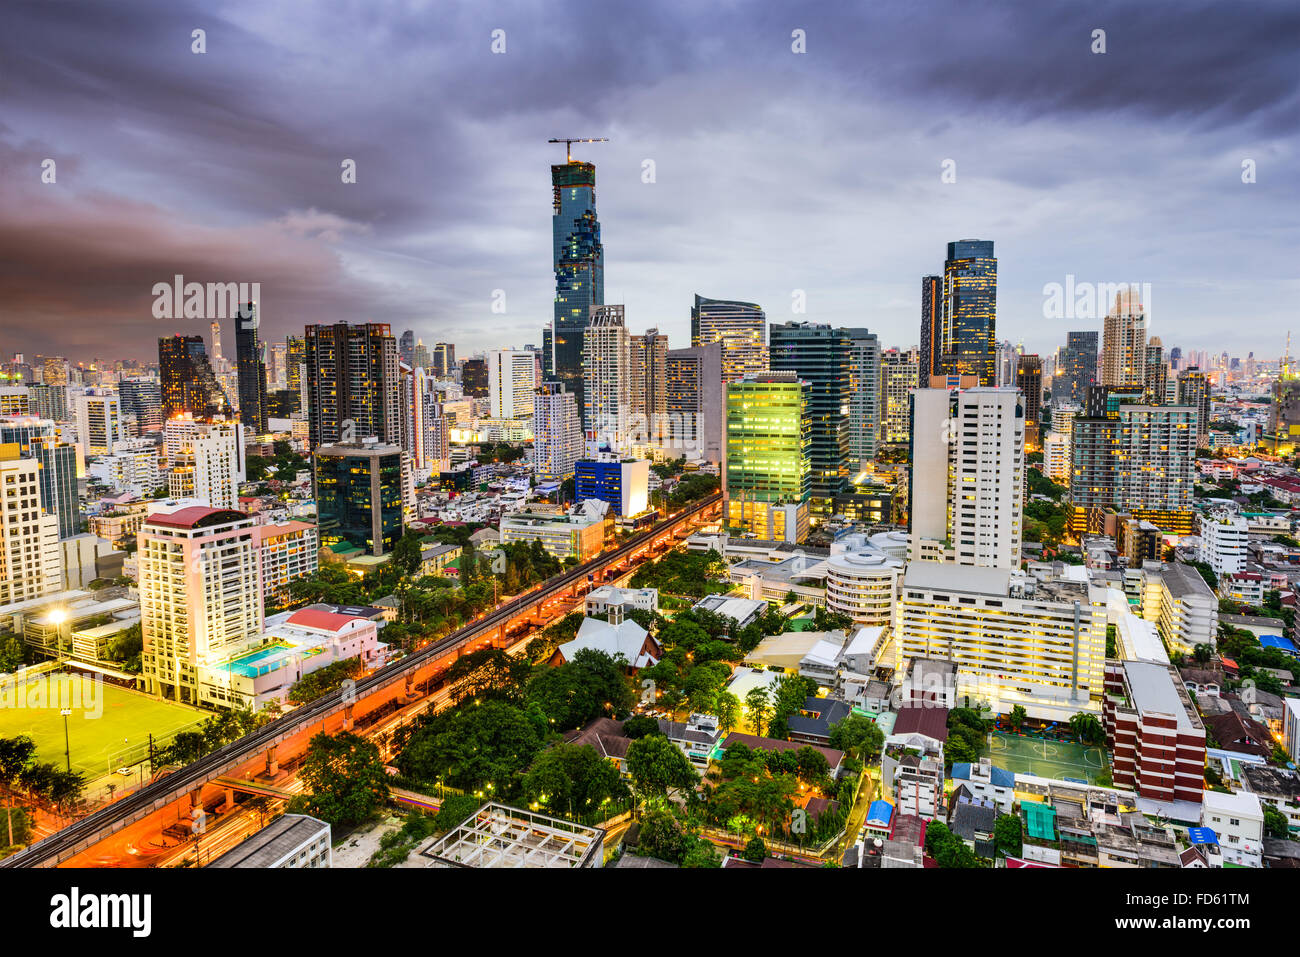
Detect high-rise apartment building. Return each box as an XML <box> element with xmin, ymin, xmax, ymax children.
<box><xmin>909</xmin><ymin>387</ymin><xmax>1024</xmax><ymax>569</ymax></box>
<box><xmin>138</xmin><ymin>503</ymin><xmax>263</xmax><ymax>702</ymax></box>
<box><xmin>409</xmin><ymin>368</ymin><xmax>450</xmax><ymax>476</ymax></box>
<box><xmin>629</xmin><ymin>328</ymin><xmax>669</xmax><ymax>440</ymax></box>
<box><xmin>918</xmin><ymin>275</ymin><xmax>943</xmax><ymax>386</ymax></box>
<box><xmin>878</xmin><ymin>347</ymin><xmax>920</xmax><ymax>446</ymax></box>
<box><xmin>27</xmin><ymin>383</ymin><xmax>68</xmax><ymax>422</ymax></box>
<box><xmin>768</xmin><ymin>322</ymin><xmax>849</xmax><ymax>520</ymax></box>
<box><xmin>168</xmin><ymin>420</ymin><xmax>245</xmax><ymax>510</ymax></box>
<box><xmin>691</xmin><ymin>295</ymin><xmax>766</xmax><ymax>385</ymax></box>
<box><xmin>398</xmin><ymin>330</ymin><xmax>415</xmax><ymax>367</ymax></box>
<box><xmin>1053</xmin><ymin>331</ymin><xmax>1099</xmax><ymax>405</ymax></box>
<box><xmin>1100</xmin><ymin>289</ymin><xmax>1147</xmax><ymax>387</ymax></box>
<box><xmin>488</xmin><ymin>350</ymin><xmax>538</xmax><ymax>419</ymax></box>
<box><xmin>303</xmin><ymin>323</ymin><xmax>400</xmax><ymax>449</ymax></box>
<box><xmin>533</xmin><ymin>382</ymin><xmax>583</xmax><ymax>483</ymax></box>
<box><xmin>583</xmin><ymin>306</ymin><xmax>630</xmax><ymax>447</ymax></box>
<box><xmin>0</xmin><ymin>416</ymin><xmax>78</xmax><ymax>539</ymax></box>
<box><xmin>844</xmin><ymin>329</ymin><xmax>881</xmax><ymax>472</ymax></box>
<box><xmin>724</xmin><ymin>372</ymin><xmax>812</xmax><ymax>543</ymax></box>
<box><xmin>234</xmin><ymin>302</ymin><xmax>269</xmax><ymax>434</ymax></box>
<box><xmin>432</xmin><ymin>343</ymin><xmax>456</xmax><ymax>377</ymax></box>
<box><xmin>1144</xmin><ymin>337</ymin><xmax>1168</xmax><ymax>406</ymax></box>
<box><xmin>552</xmin><ymin>158</ymin><xmax>605</xmax><ymax>420</ymax></box>
<box><xmin>159</xmin><ymin>335</ymin><xmax>229</xmax><ymax>421</ymax></box>
<box><xmin>665</xmin><ymin>343</ymin><xmax>724</xmax><ymax>465</ymax></box>
<box><xmin>1017</xmin><ymin>354</ymin><xmax>1043</xmax><ymax>451</ymax></box>
<box><xmin>461</xmin><ymin>358</ymin><xmax>489</xmax><ymax>398</ymax></box>
<box><xmin>1177</xmin><ymin>367</ymin><xmax>1211</xmax><ymax>445</ymax></box>
<box><xmin>285</xmin><ymin>335</ymin><xmax>306</xmax><ymax>414</ymax></box>
<box><xmin>74</xmin><ymin>390</ymin><xmax>124</xmax><ymax>456</ymax></box>
<box><xmin>119</xmin><ymin>378</ymin><xmax>163</xmax><ymax>435</ymax></box>
<box><xmin>0</xmin><ymin>448</ymin><xmax>61</xmax><ymax>603</ymax></box>
<box><xmin>938</xmin><ymin>240</ymin><xmax>997</xmax><ymax>385</ymax></box>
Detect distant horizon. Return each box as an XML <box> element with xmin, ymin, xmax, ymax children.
<box><xmin>3</xmin><ymin>0</ymin><xmax>1295</xmax><ymax>364</ymax></box>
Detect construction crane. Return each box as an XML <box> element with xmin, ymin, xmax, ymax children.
<box><xmin>548</xmin><ymin>137</ymin><xmax>608</xmax><ymax>163</ymax></box>
<box><xmin>1284</xmin><ymin>331</ymin><xmax>1292</xmax><ymax>379</ymax></box>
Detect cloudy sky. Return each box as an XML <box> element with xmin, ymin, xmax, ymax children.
<box><xmin>2</xmin><ymin>0</ymin><xmax>1296</xmax><ymax>365</ymax></box>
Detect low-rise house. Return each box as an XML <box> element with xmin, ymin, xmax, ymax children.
<box><xmin>716</xmin><ymin>732</ymin><xmax>844</xmax><ymax>777</ymax></box>
<box><xmin>948</xmin><ymin>758</ymin><xmax>1016</xmax><ymax>814</ymax></box>
<box><xmin>1204</xmin><ymin>711</ymin><xmax>1273</xmax><ymax>759</ymax></box>
<box><xmin>585</xmin><ymin>585</ymin><xmax>659</xmax><ymax>617</ymax></box>
<box><xmin>690</xmin><ymin>594</ymin><xmax>766</xmax><ymax>630</ymax></box>
<box><xmin>657</xmin><ymin>713</ymin><xmax>722</xmax><ymax>770</ymax></box>
<box><xmin>1240</xmin><ymin>764</ymin><xmax>1300</xmax><ymax>834</ymax></box>
<box><xmin>1201</xmin><ymin>789</ymin><xmax>1264</xmax><ymax>867</ymax></box>
<box><xmin>550</xmin><ymin>615</ymin><xmax>663</xmax><ymax>671</ymax></box>
<box><xmin>786</xmin><ymin>696</ymin><xmax>852</xmax><ymax>747</ymax></box>
<box><xmin>949</xmin><ymin>796</ymin><xmax>997</xmax><ymax>859</ymax></box>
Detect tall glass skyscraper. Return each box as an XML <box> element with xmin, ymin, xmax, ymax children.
<box><xmin>768</xmin><ymin>321</ymin><xmax>850</xmax><ymax>520</ymax></box>
<box><xmin>940</xmin><ymin>239</ymin><xmax>997</xmax><ymax>385</ymax></box>
<box><xmin>918</xmin><ymin>275</ymin><xmax>942</xmax><ymax>386</ymax></box>
<box><xmin>691</xmin><ymin>295</ymin><xmax>766</xmax><ymax>384</ymax></box>
<box><xmin>158</xmin><ymin>335</ymin><xmax>229</xmax><ymax>421</ymax></box>
<box><xmin>724</xmin><ymin>372</ymin><xmax>812</xmax><ymax>543</ymax></box>
<box><xmin>552</xmin><ymin>160</ymin><xmax>604</xmax><ymax>424</ymax></box>
<box><xmin>235</xmin><ymin>302</ymin><xmax>268</xmax><ymax>434</ymax></box>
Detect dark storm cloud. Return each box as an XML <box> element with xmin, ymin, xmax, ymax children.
<box><xmin>0</xmin><ymin>0</ymin><xmax>1295</xmax><ymax>361</ymax></box>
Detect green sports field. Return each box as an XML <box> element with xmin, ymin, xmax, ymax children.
<box><xmin>989</xmin><ymin>732</ymin><xmax>1110</xmax><ymax>785</ymax></box>
<box><xmin>0</xmin><ymin>673</ymin><xmax>207</xmax><ymax>778</ymax></box>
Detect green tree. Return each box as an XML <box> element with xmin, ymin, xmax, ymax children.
<box><xmin>625</xmin><ymin>734</ymin><xmax>699</xmax><ymax>802</ymax></box>
<box><xmin>1068</xmin><ymin>712</ymin><xmax>1104</xmax><ymax>746</ymax></box>
<box><xmin>742</xmin><ymin>835</ymin><xmax>768</xmax><ymax>862</ymax></box>
<box><xmin>994</xmin><ymin>814</ymin><xmax>1023</xmax><ymax>857</ymax></box>
<box><xmin>0</xmin><ymin>634</ymin><xmax>25</xmax><ymax>674</ymax></box>
<box><xmin>522</xmin><ymin>743</ymin><xmax>629</xmax><ymax>818</ymax></box>
<box><xmin>621</xmin><ymin>715</ymin><xmax>662</xmax><ymax>739</ymax></box>
<box><xmin>1263</xmin><ymin>803</ymin><xmax>1290</xmax><ymax>839</ymax></box>
<box><xmin>525</xmin><ymin>649</ymin><xmax>634</xmax><ymax>730</ymax></box>
<box><xmin>744</xmin><ymin>687</ymin><xmax>772</xmax><ymax>736</ymax></box>
<box><xmin>714</xmin><ymin>691</ymin><xmax>741</xmax><ymax>733</ymax></box>
<box><xmin>398</xmin><ymin>700</ymin><xmax>549</xmax><ymax>796</ymax></box>
<box><xmin>1008</xmin><ymin>705</ymin><xmax>1027</xmax><ymax>732</ymax></box>
<box><xmin>298</xmin><ymin>732</ymin><xmax>390</xmax><ymax>828</ymax></box>
<box><xmin>827</xmin><ymin>714</ymin><xmax>884</xmax><ymax>761</ymax></box>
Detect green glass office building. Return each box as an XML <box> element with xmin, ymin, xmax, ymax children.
<box><xmin>724</xmin><ymin>373</ymin><xmax>811</xmax><ymax>543</ymax></box>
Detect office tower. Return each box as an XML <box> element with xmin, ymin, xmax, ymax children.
<box><xmin>0</xmin><ymin>416</ymin><xmax>78</xmax><ymax>539</ymax></box>
<box><xmin>768</xmin><ymin>322</ymin><xmax>850</xmax><ymax>519</ymax></box>
<box><xmin>629</xmin><ymin>328</ymin><xmax>669</xmax><ymax>441</ymax></box>
<box><xmin>724</xmin><ymin>372</ymin><xmax>812</xmax><ymax>544</ymax></box>
<box><xmin>0</xmin><ymin>387</ymin><xmax>29</xmax><ymax>417</ymax></box>
<box><xmin>1144</xmin><ymin>337</ymin><xmax>1168</xmax><ymax>406</ymax></box>
<box><xmin>210</xmin><ymin>320</ymin><xmax>224</xmax><ymax>363</ymax></box>
<box><xmin>169</xmin><ymin>421</ymin><xmax>246</xmax><ymax>509</ymax></box>
<box><xmin>461</xmin><ymin>358</ymin><xmax>489</xmax><ymax>398</ymax></box>
<box><xmin>42</xmin><ymin>356</ymin><xmax>69</xmax><ymax>387</ymax></box>
<box><xmin>583</xmin><ymin>305</ymin><xmax>630</xmax><ymax>446</ymax></box>
<box><xmin>1177</xmin><ymin>367</ymin><xmax>1211</xmax><ymax>445</ymax></box>
<box><xmin>74</xmin><ymin>390</ymin><xmax>123</xmax><ymax>456</ymax></box>
<box><xmin>0</xmin><ymin>449</ymin><xmax>61</xmax><ymax>603</ymax></box>
<box><xmin>552</xmin><ymin>156</ymin><xmax>605</xmax><ymax>419</ymax></box>
<box><xmin>878</xmin><ymin>347</ymin><xmax>920</xmax><ymax>446</ymax></box>
<box><xmin>918</xmin><ymin>275</ymin><xmax>943</xmax><ymax>386</ymax></box>
<box><xmin>410</xmin><ymin>368</ymin><xmax>450</xmax><ymax>476</ymax></box>
<box><xmin>1070</xmin><ymin>388</ymin><xmax>1196</xmax><ymax>527</ymax></box>
<box><xmin>691</xmin><ymin>295</ymin><xmax>767</xmax><ymax>384</ymax></box>
<box><xmin>1017</xmin><ymin>354</ymin><xmax>1043</xmax><ymax>451</ymax></box>
<box><xmin>119</xmin><ymin>378</ymin><xmax>163</xmax><ymax>435</ymax></box>
<box><xmin>575</xmin><ymin>457</ymin><xmax>650</xmax><ymax>516</ymax></box>
<box><xmin>284</xmin><ymin>335</ymin><xmax>306</xmax><ymax>415</ymax></box>
<box><xmin>1168</xmin><ymin>346</ymin><xmax>1182</xmax><ymax>372</ymax></box>
<box><xmin>897</xmin><ymin>566</ymin><xmax>1107</xmax><ymax>721</ymax></box>
<box><xmin>908</xmin><ymin>387</ymin><xmax>1024</xmax><ymax>569</ymax></box>
<box><xmin>234</xmin><ymin>302</ymin><xmax>269</xmax><ymax>434</ymax></box>
<box><xmin>533</xmin><ymin>382</ymin><xmax>583</xmax><ymax>483</ymax></box>
<box><xmin>303</xmin><ymin>322</ymin><xmax>400</xmax><ymax>449</ymax></box>
<box><xmin>267</xmin><ymin>341</ymin><xmax>288</xmax><ymax>391</ymax></box>
<box><xmin>1053</xmin><ymin>331</ymin><xmax>1099</xmax><ymax>404</ymax></box>
<box><xmin>665</xmin><ymin>343</ymin><xmax>724</xmax><ymax>465</ymax></box>
<box><xmin>413</xmin><ymin>339</ymin><xmax>432</xmax><ymax>372</ymax></box>
<box><xmin>432</xmin><ymin>343</ymin><xmax>456</xmax><ymax>377</ymax></box>
<box><xmin>314</xmin><ymin>440</ymin><xmax>409</xmax><ymax>556</ymax></box>
<box><xmin>139</xmin><ymin>503</ymin><xmax>263</xmax><ymax>702</ymax></box>
<box><xmin>938</xmin><ymin>240</ymin><xmax>997</xmax><ymax>385</ymax></box>
<box><xmin>844</xmin><ymin>329</ymin><xmax>881</xmax><ymax>472</ymax></box>
<box><xmin>489</xmin><ymin>350</ymin><xmax>539</xmax><ymax>419</ymax></box>
<box><xmin>159</xmin><ymin>335</ymin><xmax>230</xmax><ymax>421</ymax></box>
<box><xmin>399</xmin><ymin>329</ymin><xmax>415</xmax><ymax>367</ymax></box>
<box><xmin>1100</xmin><ymin>288</ymin><xmax>1147</xmax><ymax>387</ymax></box>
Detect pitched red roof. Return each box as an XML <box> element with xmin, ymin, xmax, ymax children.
<box><xmin>286</xmin><ymin>609</ymin><xmax>363</xmax><ymax>632</ymax></box>
<box><xmin>146</xmin><ymin>506</ymin><xmax>246</xmax><ymax>529</ymax></box>
<box><xmin>892</xmin><ymin>706</ymin><xmax>950</xmax><ymax>743</ymax></box>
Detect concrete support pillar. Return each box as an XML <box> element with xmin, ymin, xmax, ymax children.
<box><xmin>342</xmin><ymin>704</ymin><xmax>354</xmax><ymax>732</ymax></box>
<box><xmin>266</xmin><ymin>746</ymin><xmax>279</xmax><ymax>777</ymax></box>
<box><xmin>222</xmin><ymin>787</ymin><xmax>235</xmax><ymax>812</ymax></box>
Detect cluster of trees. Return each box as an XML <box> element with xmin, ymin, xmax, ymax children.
<box><xmin>827</xmin><ymin>713</ymin><xmax>885</xmax><ymax>763</ymax></box>
<box><xmin>666</xmin><ymin>473</ymin><xmax>720</xmax><ymax>509</ymax></box>
<box><xmin>628</xmin><ymin>549</ymin><xmax>728</xmax><ymax>598</ymax></box>
<box><xmin>1215</xmin><ymin>626</ymin><xmax>1299</xmax><ymax>695</ymax></box>
<box><xmin>287</xmin><ymin>658</ymin><xmax>362</xmax><ymax>706</ymax></box>
<box><xmin>245</xmin><ymin>440</ymin><xmax>308</xmax><ymax>483</ymax></box>
<box><xmin>0</xmin><ymin>633</ymin><xmax>25</xmax><ymax>674</ymax></box>
<box><xmin>103</xmin><ymin>623</ymin><xmax>143</xmax><ymax>673</ymax></box>
<box><xmin>290</xmin><ymin>731</ymin><xmax>390</xmax><ymax>829</ymax></box>
<box><xmin>633</xmin><ymin>806</ymin><xmax>719</xmax><ymax>867</ymax></box>
<box><xmin>476</xmin><ymin>442</ymin><xmax>526</xmax><ymax>464</ymax></box>
<box><xmin>1026</xmin><ymin>466</ymin><xmax>1068</xmax><ymax>501</ymax></box>
<box><xmin>943</xmin><ymin>707</ymin><xmax>992</xmax><ymax>767</ymax></box>
<box><xmin>1023</xmin><ymin>498</ymin><xmax>1071</xmax><ymax>548</ymax></box>
<box><xmin>152</xmin><ymin>705</ymin><xmax>280</xmax><ymax>766</ymax></box>
<box><xmin>924</xmin><ymin>820</ymin><xmax>983</xmax><ymax>867</ymax></box>
<box><xmin>0</xmin><ymin>736</ymin><xmax>86</xmax><ymax>817</ymax></box>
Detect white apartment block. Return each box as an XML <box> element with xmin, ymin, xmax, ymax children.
<box><xmin>533</xmin><ymin>383</ymin><xmax>583</xmax><ymax>482</ymax></box>
<box><xmin>1043</xmin><ymin>430</ymin><xmax>1070</xmax><ymax>483</ymax></box>
<box><xmin>74</xmin><ymin>391</ymin><xmax>124</xmax><ymax>456</ymax></box>
<box><xmin>583</xmin><ymin>305</ymin><xmax>631</xmax><ymax>449</ymax></box>
<box><xmin>257</xmin><ymin>520</ymin><xmax>319</xmax><ymax>605</ymax></box>
<box><xmin>1100</xmin><ymin>289</ymin><xmax>1147</xmax><ymax>388</ymax></box>
<box><xmin>138</xmin><ymin>503</ymin><xmax>263</xmax><ymax>704</ymax></box>
<box><xmin>169</xmin><ymin>421</ymin><xmax>245</xmax><ymax>510</ymax></box>
<box><xmin>88</xmin><ymin>440</ymin><xmax>163</xmax><ymax>497</ymax></box>
<box><xmin>909</xmin><ymin>387</ymin><xmax>1024</xmax><ymax>569</ymax></box>
<box><xmin>488</xmin><ymin>349</ymin><xmax>538</xmax><ymax>419</ymax></box>
<box><xmin>1197</xmin><ymin>510</ymin><xmax>1248</xmax><ymax>579</ymax></box>
<box><xmin>0</xmin><ymin>452</ymin><xmax>61</xmax><ymax>604</ymax></box>
<box><xmin>1200</xmin><ymin>790</ymin><xmax>1263</xmax><ymax>868</ymax></box>
<box><xmin>1135</xmin><ymin>562</ymin><xmax>1219</xmax><ymax>654</ymax></box>
<box><xmin>894</xmin><ymin>563</ymin><xmax>1107</xmax><ymax>720</ymax></box>
<box><xmin>0</xmin><ymin>387</ymin><xmax>30</xmax><ymax>416</ymax></box>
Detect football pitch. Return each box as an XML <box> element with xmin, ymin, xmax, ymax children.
<box><xmin>0</xmin><ymin>672</ymin><xmax>207</xmax><ymax>778</ymax></box>
<box><xmin>989</xmin><ymin>732</ymin><xmax>1110</xmax><ymax>785</ymax></box>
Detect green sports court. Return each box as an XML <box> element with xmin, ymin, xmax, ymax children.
<box><xmin>0</xmin><ymin>671</ymin><xmax>207</xmax><ymax>779</ymax></box>
<box><xmin>988</xmin><ymin>732</ymin><xmax>1109</xmax><ymax>785</ymax></box>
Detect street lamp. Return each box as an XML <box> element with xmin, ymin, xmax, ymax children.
<box><xmin>60</xmin><ymin>709</ymin><xmax>72</xmax><ymax>772</ymax></box>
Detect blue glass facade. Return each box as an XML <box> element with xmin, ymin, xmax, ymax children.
<box><xmin>574</xmin><ymin>459</ymin><xmax>623</xmax><ymax>514</ymax></box>
<box><xmin>941</xmin><ymin>239</ymin><xmax>997</xmax><ymax>386</ymax></box>
<box><xmin>552</xmin><ymin>161</ymin><xmax>604</xmax><ymax>425</ymax></box>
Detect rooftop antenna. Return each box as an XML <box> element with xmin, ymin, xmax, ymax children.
<box><xmin>548</xmin><ymin>137</ymin><xmax>608</xmax><ymax>163</ymax></box>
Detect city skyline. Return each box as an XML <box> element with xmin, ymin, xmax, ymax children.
<box><xmin>2</xmin><ymin>0</ymin><xmax>1296</xmax><ymax>363</ymax></box>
